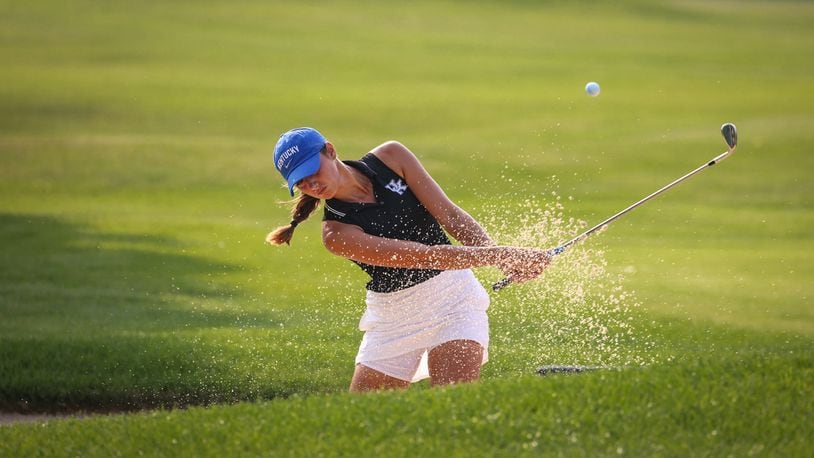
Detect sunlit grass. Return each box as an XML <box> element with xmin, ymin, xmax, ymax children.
<box><xmin>0</xmin><ymin>0</ymin><xmax>812</xmax><ymax>454</ymax></box>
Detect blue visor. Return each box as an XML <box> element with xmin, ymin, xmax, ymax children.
<box><xmin>283</xmin><ymin>153</ymin><xmax>321</xmax><ymax>196</ymax></box>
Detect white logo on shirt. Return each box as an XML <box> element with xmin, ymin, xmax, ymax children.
<box><xmin>385</xmin><ymin>179</ymin><xmax>408</xmax><ymax>195</ymax></box>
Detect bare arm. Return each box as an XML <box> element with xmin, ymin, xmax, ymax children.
<box><xmin>324</xmin><ymin>221</ymin><xmax>498</xmax><ymax>269</ymax></box>
<box><xmin>323</xmin><ymin>221</ymin><xmax>547</xmax><ymax>277</ymax></box>
<box><xmin>371</xmin><ymin>142</ymin><xmax>494</xmax><ymax>247</ymax></box>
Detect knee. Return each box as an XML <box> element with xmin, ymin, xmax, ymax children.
<box><xmin>428</xmin><ymin>340</ymin><xmax>484</xmax><ymax>386</ymax></box>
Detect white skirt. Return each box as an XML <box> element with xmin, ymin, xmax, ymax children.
<box><xmin>355</xmin><ymin>269</ymin><xmax>490</xmax><ymax>382</ymax></box>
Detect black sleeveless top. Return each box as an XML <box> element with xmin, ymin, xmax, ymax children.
<box><xmin>322</xmin><ymin>153</ymin><xmax>451</xmax><ymax>292</ymax></box>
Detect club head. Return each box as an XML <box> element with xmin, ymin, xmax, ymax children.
<box><xmin>721</xmin><ymin>123</ymin><xmax>738</xmax><ymax>153</ymax></box>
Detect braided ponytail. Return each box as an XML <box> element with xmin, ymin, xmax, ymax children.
<box><xmin>266</xmin><ymin>194</ymin><xmax>321</xmax><ymax>245</ymax></box>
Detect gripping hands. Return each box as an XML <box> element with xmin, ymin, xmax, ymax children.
<box><xmin>493</xmin><ymin>247</ymin><xmax>552</xmax><ymax>287</ymax></box>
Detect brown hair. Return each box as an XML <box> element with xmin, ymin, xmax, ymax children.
<box><xmin>266</xmin><ymin>193</ymin><xmax>321</xmax><ymax>245</ymax></box>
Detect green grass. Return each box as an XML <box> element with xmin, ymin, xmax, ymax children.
<box><xmin>3</xmin><ymin>335</ymin><xmax>812</xmax><ymax>456</ymax></box>
<box><xmin>1</xmin><ymin>0</ymin><xmax>813</xmax><ymax>455</ymax></box>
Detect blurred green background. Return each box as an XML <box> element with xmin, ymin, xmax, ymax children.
<box><xmin>1</xmin><ymin>0</ymin><xmax>812</xmax><ymax>454</ymax></box>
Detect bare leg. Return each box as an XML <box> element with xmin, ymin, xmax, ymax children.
<box><xmin>349</xmin><ymin>364</ymin><xmax>411</xmax><ymax>393</ymax></box>
<box><xmin>428</xmin><ymin>339</ymin><xmax>483</xmax><ymax>387</ymax></box>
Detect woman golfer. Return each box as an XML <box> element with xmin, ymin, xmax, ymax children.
<box><xmin>267</xmin><ymin>127</ymin><xmax>550</xmax><ymax>392</ymax></box>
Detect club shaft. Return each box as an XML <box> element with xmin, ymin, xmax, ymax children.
<box><xmin>492</xmin><ymin>148</ymin><xmax>732</xmax><ymax>291</ymax></box>
<box><xmin>561</xmin><ymin>149</ymin><xmax>731</xmax><ymax>249</ymax></box>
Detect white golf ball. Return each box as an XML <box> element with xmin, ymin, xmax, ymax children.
<box><xmin>585</xmin><ymin>81</ymin><xmax>600</xmax><ymax>97</ymax></box>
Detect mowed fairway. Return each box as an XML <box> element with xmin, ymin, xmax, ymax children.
<box><xmin>1</xmin><ymin>0</ymin><xmax>812</xmax><ymax>455</ymax></box>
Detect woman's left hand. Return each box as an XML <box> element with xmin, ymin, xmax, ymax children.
<box><xmin>495</xmin><ymin>247</ymin><xmax>551</xmax><ymax>284</ymax></box>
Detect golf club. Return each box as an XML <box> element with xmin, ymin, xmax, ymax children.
<box><xmin>493</xmin><ymin>122</ymin><xmax>738</xmax><ymax>291</ymax></box>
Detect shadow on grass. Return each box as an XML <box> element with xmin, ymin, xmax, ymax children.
<box><xmin>0</xmin><ymin>212</ymin><xmax>277</xmax><ymax>332</ymax></box>
<box><xmin>0</xmin><ymin>213</ymin><xmax>337</xmax><ymax>413</ymax></box>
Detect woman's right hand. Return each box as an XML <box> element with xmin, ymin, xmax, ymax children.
<box><xmin>495</xmin><ymin>247</ymin><xmax>551</xmax><ymax>284</ymax></box>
